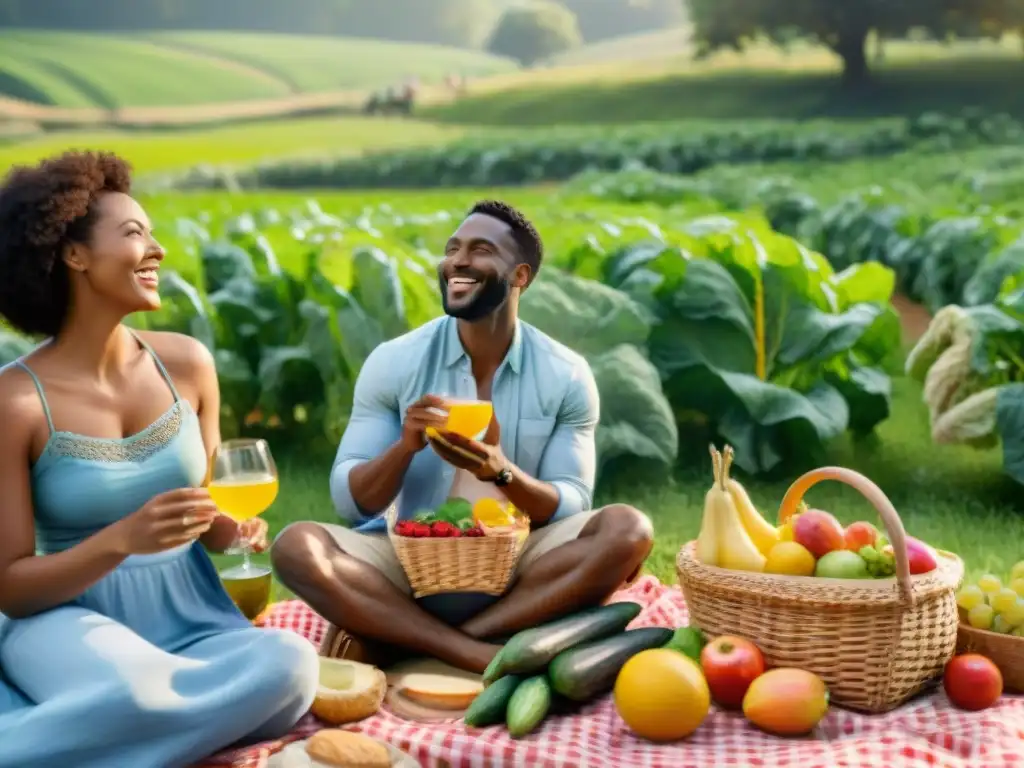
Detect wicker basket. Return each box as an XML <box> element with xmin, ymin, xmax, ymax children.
<box><xmin>387</xmin><ymin>505</ymin><xmax>527</xmax><ymax>598</ymax></box>
<box><xmin>957</xmin><ymin>619</ymin><xmax>1024</xmax><ymax>693</ymax></box>
<box><xmin>677</xmin><ymin>465</ymin><xmax>964</xmax><ymax>714</ymax></box>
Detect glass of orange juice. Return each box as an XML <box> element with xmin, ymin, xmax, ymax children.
<box><xmin>443</xmin><ymin>399</ymin><xmax>493</xmax><ymax>440</ymax></box>
<box><xmin>209</xmin><ymin>438</ymin><xmax>279</xmax><ymax>619</ymax></box>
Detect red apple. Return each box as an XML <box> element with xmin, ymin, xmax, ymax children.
<box><xmin>793</xmin><ymin>509</ymin><xmax>845</xmax><ymax>558</ymax></box>
<box><xmin>700</xmin><ymin>636</ymin><xmax>766</xmax><ymax>709</ymax></box>
<box><xmin>904</xmin><ymin>536</ymin><xmax>938</xmax><ymax>574</ymax></box>
<box><xmin>944</xmin><ymin>654</ymin><xmax>1002</xmax><ymax>710</ymax></box>
<box><xmin>881</xmin><ymin>537</ymin><xmax>938</xmax><ymax>575</ymax></box>
<box><xmin>843</xmin><ymin>521</ymin><xmax>878</xmax><ymax>551</ymax></box>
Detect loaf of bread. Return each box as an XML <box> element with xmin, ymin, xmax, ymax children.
<box><xmin>305</xmin><ymin>729</ymin><xmax>391</xmax><ymax>768</ymax></box>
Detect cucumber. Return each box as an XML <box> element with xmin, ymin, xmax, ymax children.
<box><xmin>499</xmin><ymin>602</ymin><xmax>642</xmax><ymax>675</ymax></box>
<box><xmin>482</xmin><ymin>648</ymin><xmax>505</xmax><ymax>687</ymax></box>
<box><xmin>463</xmin><ymin>674</ymin><xmax>522</xmax><ymax>727</ymax></box>
<box><xmin>548</xmin><ymin>627</ymin><xmax>673</xmax><ymax>702</ymax></box>
<box><xmin>506</xmin><ymin>675</ymin><xmax>552</xmax><ymax>738</ymax></box>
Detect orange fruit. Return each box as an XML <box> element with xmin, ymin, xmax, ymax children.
<box><xmin>613</xmin><ymin>648</ymin><xmax>710</xmax><ymax>741</ymax></box>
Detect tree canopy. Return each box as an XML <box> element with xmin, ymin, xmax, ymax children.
<box><xmin>488</xmin><ymin>2</ymin><xmax>584</xmax><ymax>66</ymax></box>
<box><xmin>687</xmin><ymin>0</ymin><xmax>1024</xmax><ymax>85</ymax></box>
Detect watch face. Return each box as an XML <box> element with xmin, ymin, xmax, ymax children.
<box><xmin>495</xmin><ymin>468</ymin><xmax>512</xmax><ymax>486</ymax></box>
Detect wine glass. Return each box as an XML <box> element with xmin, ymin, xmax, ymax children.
<box><xmin>209</xmin><ymin>438</ymin><xmax>279</xmax><ymax>619</ymax></box>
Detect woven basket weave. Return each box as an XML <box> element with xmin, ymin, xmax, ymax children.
<box><xmin>677</xmin><ymin>465</ymin><xmax>964</xmax><ymax>713</ymax></box>
<box><xmin>387</xmin><ymin>505</ymin><xmax>527</xmax><ymax>598</ymax></box>
<box><xmin>957</xmin><ymin>619</ymin><xmax>1024</xmax><ymax>693</ymax></box>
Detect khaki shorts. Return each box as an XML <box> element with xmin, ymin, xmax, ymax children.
<box><xmin>311</xmin><ymin>509</ymin><xmax>611</xmax><ymax>595</ymax></box>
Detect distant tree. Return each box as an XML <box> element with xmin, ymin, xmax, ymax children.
<box><xmin>686</xmin><ymin>0</ymin><xmax>1024</xmax><ymax>87</ymax></box>
<box><xmin>488</xmin><ymin>1</ymin><xmax>583</xmax><ymax>66</ymax></box>
<box><xmin>562</xmin><ymin>0</ymin><xmax>685</xmax><ymax>43</ymax></box>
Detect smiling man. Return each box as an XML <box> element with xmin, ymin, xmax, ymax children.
<box><xmin>271</xmin><ymin>200</ymin><xmax>653</xmax><ymax>673</ymax></box>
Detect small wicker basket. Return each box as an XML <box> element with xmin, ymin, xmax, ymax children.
<box><xmin>387</xmin><ymin>505</ymin><xmax>528</xmax><ymax>598</ymax></box>
<box><xmin>677</xmin><ymin>464</ymin><xmax>964</xmax><ymax>714</ymax></box>
<box><xmin>957</xmin><ymin>619</ymin><xmax>1024</xmax><ymax>693</ymax></box>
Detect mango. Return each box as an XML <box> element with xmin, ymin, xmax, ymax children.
<box><xmin>742</xmin><ymin>668</ymin><xmax>829</xmax><ymax>736</ymax></box>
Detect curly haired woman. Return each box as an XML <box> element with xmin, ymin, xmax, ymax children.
<box><xmin>0</xmin><ymin>152</ymin><xmax>318</xmax><ymax>767</ymax></box>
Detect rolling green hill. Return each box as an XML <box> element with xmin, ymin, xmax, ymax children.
<box><xmin>0</xmin><ymin>30</ymin><xmax>517</xmax><ymax>108</ymax></box>
<box><xmin>425</xmin><ymin>36</ymin><xmax>1024</xmax><ymax>124</ymax></box>
<box><xmin>147</xmin><ymin>32</ymin><xmax>518</xmax><ymax>93</ymax></box>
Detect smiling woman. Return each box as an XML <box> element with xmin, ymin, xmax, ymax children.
<box><xmin>0</xmin><ymin>151</ymin><xmax>318</xmax><ymax>768</ymax></box>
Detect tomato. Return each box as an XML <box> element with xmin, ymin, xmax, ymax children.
<box><xmin>699</xmin><ymin>636</ymin><xmax>766</xmax><ymax>709</ymax></box>
<box><xmin>943</xmin><ymin>654</ymin><xmax>1002</xmax><ymax>711</ymax></box>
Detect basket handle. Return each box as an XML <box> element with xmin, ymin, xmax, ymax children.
<box><xmin>776</xmin><ymin>467</ymin><xmax>915</xmax><ymax>605</ymax></box>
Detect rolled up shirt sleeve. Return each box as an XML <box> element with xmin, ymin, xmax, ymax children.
<box><xmin>329</xmin><ymin>345</ymin><xmax>403</xmax><ymax>524</ymax></box>
<box><xmin>539</xmin><ymin>358</ymin><xmax>600</xmax><ymax>523</ymax></box>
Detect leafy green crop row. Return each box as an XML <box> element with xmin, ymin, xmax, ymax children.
<box><xmin>0</xmin><ymin>199</ymin><xmax>901</xmax><ymax>479</ymax></box>
<box><xmin>567</xmin><ymin>160</ymin><xmax>1024</xmax><ymax>315</ymax></box>
<box><xmin>153</xmin><ymin>111</ymin><xmax>1024</xmax><ymax>192</ymax></box>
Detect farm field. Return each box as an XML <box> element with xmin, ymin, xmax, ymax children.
<box><xmin>1</xmin><ymin>185</ymin><xmax>1016</xmax><ymax>594</ymax></box>
<box><xmin>0</xmin><ymin>30</ymin><xmax>515</xmax><ymax>108</ymax></box>
<box><xmin>146</xmin><ymin>31</ymin><xmax>517</xmax><ymax>94</ymax></box>
<box><xmin>0</xmin><ymin>116</ymin><xmax>480</xmax><ymax>174</ymax></box>
<box><xmin>426</xmin><ymin>37</ymin><xmax>1024</xmax><ymax>124</ymax></box>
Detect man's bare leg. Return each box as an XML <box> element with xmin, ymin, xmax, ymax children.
<box><xmin>460</xmin><ymin>504</ymin><xmax>654</xmax><ymax>642</ymax></box>
<box><xmin>271</xmin><ymin>523</ymin><xmax>501</xmax><ymax>673</ymax></box>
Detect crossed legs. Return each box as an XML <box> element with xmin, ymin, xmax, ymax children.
<box><xmin>271</xmin><ymin>505</ymin><xmax>654</xmax><ymax>673</ymax></box>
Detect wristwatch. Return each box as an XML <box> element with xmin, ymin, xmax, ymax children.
<box><xmin>491</xmin><ymin>466</ymin><xmax>513</xmax><ymax>487</ymax></box>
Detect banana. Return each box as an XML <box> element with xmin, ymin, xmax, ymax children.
<box><xmin>712</xmin><ymin>446</ymin><xmax>766</xmax><ymax>573</ymax></box>
<box><xmin>694</xmin><ymin>445</ymin><xmax>723</xmax><ymax>565</ymax></box>
<box><xmin>722</xmin><ymin>445</ymin><xmax>780</xmax><ymax>556</ymax></box>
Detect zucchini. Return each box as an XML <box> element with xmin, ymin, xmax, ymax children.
<box><xmin>506</xmin><ymin>675</ymin><xmax>552</xmax><ymax>738</ymax></box>
<box><xmin>548</xmin><ymin>627</ymin><xmax>673</xmax><ymax>702</ymax></box>
<box><xmin>482</xmin><ymin>648</ymin><xmax>505</xmax><ymax>687</ymax></box>
<box><xmin>499</xmin><ymin>602</ymin><xmax>642</xmax><ymax>675</ymax></box>
<box><xmin>463</xmin><ymin>674</ymin><xmax>522</xmax><ymax>727</ymax></box>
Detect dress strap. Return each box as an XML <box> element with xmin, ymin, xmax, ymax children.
<box><xmin>14</xmin><ymin>360</ymin><xmax>56</xmax><ymax>435</ymax></box>
<box><xmin>128</xmin><ymin>330</ymin><xmax>181</xmax><ymax>403</ymax></box>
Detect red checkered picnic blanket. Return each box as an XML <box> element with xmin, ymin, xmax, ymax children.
<box><xmin>199</xmin><ymin>576</ymin><xmax>1024</xmax><ymax>768</ymax></box>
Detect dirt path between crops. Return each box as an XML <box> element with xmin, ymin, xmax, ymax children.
<box><xmin>893</xmin><ymin>292</ymin><xmax>932</xmax><ymax>344</ymax></box>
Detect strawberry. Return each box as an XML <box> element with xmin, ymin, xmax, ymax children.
<box><xmin>394</xmin><ymin>521</ymin><xmax>415</xmax><ymax>536</ymax></box>
<box><xmin>430</xmin><ymin>521</ymin><xmax>460</xmax><ymax>538</ymax></box>
<box><xmin>408</xmin><ymin>522</ymin><xmax>432</xmax><ymax>538</ymax></box>
<box><xmin>462</xmin><ymin>526</ymin><xmax>485</xmax><ymax>538</ymax></box>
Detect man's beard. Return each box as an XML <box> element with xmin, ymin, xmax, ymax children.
<box><xmin>440</xmin><ymin>273</ymin><xmax>511</xmax><ymax>322</ymax></box>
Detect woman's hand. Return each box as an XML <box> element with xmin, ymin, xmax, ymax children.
<box><xmin>238</xmin><ymin>518</ymin><xmax>270</xmax><ymax>553</ymax></box>
<box><xmin>110</xmin><ymin>488</ymin><xmax>218</xmax><ymax>555</ymax></box>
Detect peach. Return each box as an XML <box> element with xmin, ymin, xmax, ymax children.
<box><xmin>843</xmin><ymin>521</ymin><xmax>878</xmax><ymax>551</ymax></box>
<box><xmin>793</xmin><ymin>509</ymin><xmax>845</xmax><ymax>559</ymax></box>
<box><xmin>743</xmin><ymin>668</ymin><xmax>829</xmax><ymax>736</ymax></box>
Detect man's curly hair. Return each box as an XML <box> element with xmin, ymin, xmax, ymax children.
<box><xmin>0</xmin><ymin>151</ymin><xmax>133</xmax><ymax>337</ymax></box>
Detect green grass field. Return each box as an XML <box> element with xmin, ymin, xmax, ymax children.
<box><xmin>0</xmin><ymin>30</ymin><xmax>515</xmax><ymax>108</ymax></box>
<box><xmin>147</xmin><ymin>32</ymin><xmax>517</xmax><ymax>94</ymax></box>
<box><xmin>227</xmin><ymin>370</ymin><xmax>1023</xmax><ymax>600</ymax></box>
<box><xmin>426</xmin><ymin>37</ymin><xmax>1024</xmax><ymax>124</ymax></box>
<box><xmin>0</xmin><ymin>117</ymin><xmax>480</xmax><ymax>174</ymax></box>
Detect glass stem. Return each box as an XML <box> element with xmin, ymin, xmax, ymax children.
<box><xmin>241</xmin><ymin>543</ymin><xmax>252</xmax><ymax>572</ymax></box>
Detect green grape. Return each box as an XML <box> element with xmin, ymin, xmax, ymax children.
<box><xmin>992</xmin><ymin>614</ymin><xmax>1014</xmax><ymax>634</ymax></box>
<box><xmin>957</xmin><ymin>585</ymin><xmax>985</xmax><ymax>610</ymax></box>
<box><xmin>992</xmin><ymin>588</ymin><xmax>1018</xmax><ymax>614</ymax></box>
<box><xmin>859</xmin><ymin>546</ymin><xmax>880</xmax><ymax>563</ymax></box>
